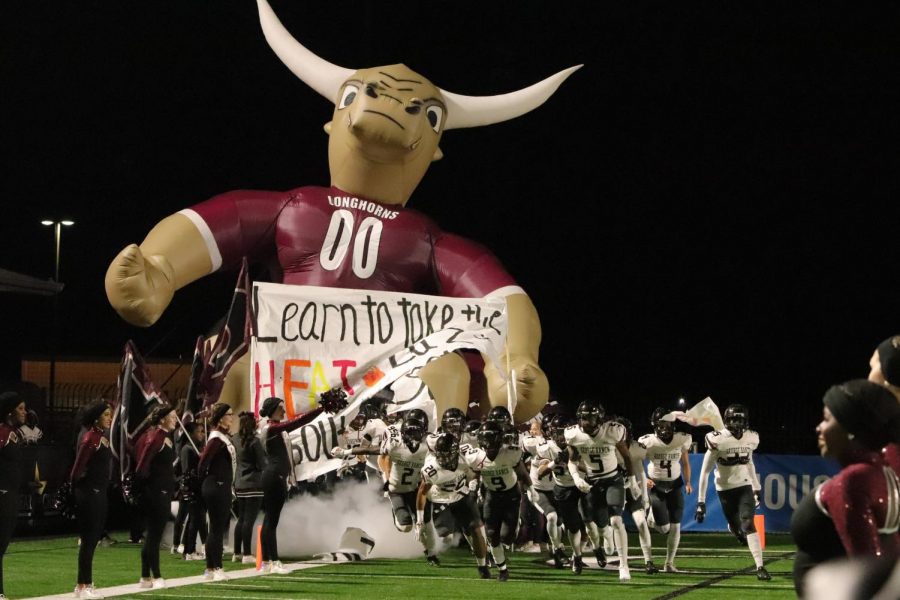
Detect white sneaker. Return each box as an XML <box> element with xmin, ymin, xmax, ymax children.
<box><xmin>664</xmin><ymin>562</ymin><xmax>679</xmax><ymax>573</ymax></box>
<box><xmin>242</xmin><ymin>556</ymin><xmax>257</xmax><ymax>564</ymax></box>
<box><xmin>137</xmin><ymin>578</ymin><xmax>153</xmax><ymax>589</ymax></box>
<box><xmin>183</xmin><ymin>552</ymin><xmax>204</xmax><ymax>561</ymax></box>
<box><xmin>268</xmin><ymin>560</ymin><xmax>289</xmax><ymax>574</ymax></box>
<box><xmin>232</xmin><ymin>553</ymin><xmax>243</xmax><ymax>562</ymax></box>
<box><xmin>73</xmin><ymin>585</ymin><xmax>81</xmax><ymax>598</ymax></box>
<box><xmin>80</xmin><ymin>585</ymin><xmax>104</xmax><ymax>599</ymax></box>
<box><xmin>202</xmin><ymin>569</ymin><xmax>215</xmax><ymax>581</ymax></box>
<box><xmin>152</xmin><ymin>578</ymin><xmax>166</xmax><ymax>589</ymax></box>
<box><xmin>176</xmin><ymin>544</ymin><xmax>184</xmax><ymax>554</ymax></box>
<box><xmin>170</xmin><ymin>546</ymin><xmax>177</xmax><ymax>554</ymax></box>
<box><xmin>213</xmin><ymin>568</ymin><xmax>229</xmax><ymax>581</ymax></box>
<box><xmin>619</xmin><ymin>567</ymin><xmax>632</xmax><ymax>582</ymax></box>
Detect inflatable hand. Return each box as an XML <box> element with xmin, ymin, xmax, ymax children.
<box><xmin>105</xmin><ymin>244</ymin><xmax>175</xmax><ymax>327</ymax></box>
<box><xmin>485</xmin><ymin>355</ymin><xmax>549</xmax><ymax>422</ymax></box>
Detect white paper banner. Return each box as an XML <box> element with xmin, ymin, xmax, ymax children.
<box><xmin>251</xmin><ymin>283</ymin><xmax>508</xmax><ymax>480</ymax></box>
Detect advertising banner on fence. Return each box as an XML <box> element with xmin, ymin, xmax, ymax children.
<box><xmin>251</xmin><ymin>282</ymin><xmax>509</xmax><ymax>480</ymax></box>
<box><xmin>681</xmin><ymin>453</ymin><xmax>839</xmax><ymax>533</ymax></box>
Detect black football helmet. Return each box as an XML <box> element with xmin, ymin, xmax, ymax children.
<box><xmin>502</xmin><ymin>422</ymin><xmax>520</xmax><ymax>448</ymax></box>
<box><xmin>485</xmin><ymin>405</ymin><xmax>513</xmax><ymax>426</ymax></box>
<box><xmin>576</xmin><ymin>401</ymin><xmax>604</xmax><ymax>435</ymax></box>
<box><xmin>440</xmin><ymin>407</ymin><xmax>466</xmax><ymax>437</ymax></box>
<box><xmin>349</xmin><ymin>401</ymin><xmax>383</xmax><ymax>431</ymax></box>
<box><xmin>650</xmin><ymin>407</ymin><xmax>675</xmax><ymax>443</ymax></box>
<box><xmin>549</xmin><ymin>414</ymin><xmax>573</xmax><ymax>446</ymax></box>
<box><xmin>478</xmin><ymin>420</ymin><xmax>504</xmax><ymax>453</ymax></box>
<box><xmin>724</xmin><ymin>404</ymin><xmax>749</xmax><ymax>439</ymax></box>
<box><xmin>433</xmin><ymin>433</ymin><xmax>460</xmax><ymax>470</ymax></box>
<box><xmin>401</xmin><ymin>411</ymin><xmax>427</xmax><ymax>445</ymax></box>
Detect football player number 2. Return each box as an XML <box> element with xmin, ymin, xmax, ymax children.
<box><xmin>319</xmin><ymin>209</ymin><xmax>383</xmax><ymax>279</ymax></box>
<box><xmin>400</xmin><ymin>467</ymin><xmax>415</xmax><ymax>487</ymax></box>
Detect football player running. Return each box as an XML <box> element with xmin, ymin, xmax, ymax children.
<box><xmin>426</xmin><ymin>407</ymin><xmax>466</xmax><ymax>451</ymax></box>
<box><xmin>524</xmin><ymin>420</ymin><xmax>568</xmax><ymax>568</ymax></box>
<box><xmin>615</xmin><ymin>416</ymin><xmax>658</xmax><ymax>574</ymax></box>
<box><xmin>416</xmin><ymin>433</ymin><xmax>491</xmax><ymax>579</ymax></box>
<box><xmin>537</xmin><ymin>414</ymin><xmax>587</xmax><ymax>574</ymax></box>
<box><xmin>695</xmin><ymin>404</ymin><xmax>771</xmax><ymax>581</ymax></box>
<box><xmin>332</xmin><ymin>409</ymin><xmax>436</xmax><ymax>564</ymax></box>
<box><xmin>566</xmin><ymin>401</ymin><xmax>641</xmax><ymax>581</ymax></box>
<box><xmin>640</xmin><ymin>408</ymin><xmax>693</xmax><ymax>573</ymax></box>
<box><xmin>462</xmin><ymin>421</ymin><xmax>532</xmax><ymax>581</ymax></box>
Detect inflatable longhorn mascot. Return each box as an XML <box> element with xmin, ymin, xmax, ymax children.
<box><xmin>105</xmin><ymin>0</ymin><xmax>579</xmax><ymax>423</ymax></box>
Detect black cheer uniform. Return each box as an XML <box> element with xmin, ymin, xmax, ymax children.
<box><xmin>199</xmin><ymin>431</ymin><xmax>235</xmax><ymax>570</ymax></box>
<box><xmin>260</xmin><ymin>409</ymin><xmax>323</xmax><ymax>563</ymax></box>
<box><xmin>134</xmin><ymin>428</ymin><xmax>176</xmax><ymax>579</ymax></box>
<box><xmin>69</xmin><ymin>426</ymin><xmax>112</xmax><ymax>585</ymax></box>
<box><xmin>0</xmin><ymin>423</ymin><xmax>23</xmax><ymax>597</ymax></box>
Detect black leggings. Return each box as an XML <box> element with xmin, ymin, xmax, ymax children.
<box><xmin>75</xmin><ymin>484</ymin><xmax>108</xmax><ymax>584</ymax></box>
<box><xmin>261</xmin><ymin>470</ymin><xmax>287</xmax><ymax>562</ymax></box>
<box><xmin>234</xmin><ymin>496</ymin><xmax>263</xmax><ymax>556</ymax></box>
<box><xmin>172</xmin><ymin>499</ymin><xmax>189</xmax><ymax>548</ymax></box>
<box><xmin>181</xmin><ymin>500</ymin><xmax>208</xmax><ymax>554</ymax></box>
<box><xmin>141</xmin><ymin>488</ymin><xmax>172</xmax><ymax>578</ymax></box>
<box><xmin>0</xmin><ymin>490</ymin><xmax>19</xmax><ymax>595</ymax></box>
<box><xmin>203</xmin><ymin>478</ymin><xmax>232</xmax><ymax>569</ymax></box>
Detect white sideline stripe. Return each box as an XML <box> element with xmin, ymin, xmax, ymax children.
<box><xmin>140</xmin><ymin>595</ymin><xmax>313</xmax><ymax>600</ymax></box>
<box><xmin>22</xmin><ymin>562</ymin><xmax>329</xmax><ymax>600</ymax></box>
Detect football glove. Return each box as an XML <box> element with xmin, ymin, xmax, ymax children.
<box><xmin>414</xmin><ymin>521</ymin><xmax>424</xmax><ymax>542</ymax></box>
<box><xmin>627</xmin><ymin>475</ymin><xmax>642</xmax><ymax>500</ymax></box>
<box><xmin>573</xmin><ymin>476</ymin><xmax>593</xmax><ymax>494</ymax></box>
<box><xmin>695</xmin><ymin>501</ymin><xmax>706</xmax><ymax>523</ymax></box>
<box><xmin>330</xmin><ymin>446</ymin><xmax>349</xmax><ymax>459</ymax></box>
<box><xmin>754</xmin><ymin>490</ymin><xmax>761</xmax><ymax>508</ymax></box>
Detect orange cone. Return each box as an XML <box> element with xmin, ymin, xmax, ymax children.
<box><xmin>256</xmin><ymin>525</ymin><xmax>263</xmax><ymax>570</ymax></box>
<box><xmin>754</xmin><ymin>514</ymin><xmax>765</xmax><ymax>550</ymax></box>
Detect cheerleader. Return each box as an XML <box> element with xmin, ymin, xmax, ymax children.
<box><xmin>198</xmin><ymin>403</ymin><xmax>235</xmax><ymax>581</ymax></box>
<box><xmin>69</xmin><ymin>400</ymin><xmax>113</xmax><ymax>599</ymax></box>
<box><xmin>258</xmin><ymin>395</ymin><xmax>329</xmax><ymax>574</ymax></box>
<box><xmin>233</xmin><ymin>412</ymin><xmax>266</xmax><ymax>564</ymax></box>
<box><xmin>0</xmin><ymin>392</ymin><xmax>26</xmax><ymax>600</ymax></box>
<box><xmin>133</xmin><ymin>404</ymin><xmax>178</xmax><ymax>589</ymax></box>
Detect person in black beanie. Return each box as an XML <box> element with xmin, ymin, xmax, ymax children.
<box><xmin>199</xmin><ymin>402</ymin><xmax>235</xmax><ymax>581</ymax></box>
<box><xmin>69</xmin><ymin>400</ymin><xmax>113</xmax><ymax>599</ymax></box>
<box><xmin>133</xmin><ymin>404</ymin><xmax>178</xmax><ymax>590</ymax></box>
<box><xmin>233</xmin><ymin>411</ymin><xmax>266</xmax><ymax>564</ymax></box>
<box><xmin>0</xmin><ymin>392</ymin><xmax>26</xmax><ymax>600</ymax></box>
<box><xmin>258</xmin><ymin>393</ymin><xmax>332</xmax><ymax>574</ymax></box>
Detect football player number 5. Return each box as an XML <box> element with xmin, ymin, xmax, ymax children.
<box><xmin>319</xmin><ymin>209</ymin><xmax>383</xmax><ymax>279</ymax></box>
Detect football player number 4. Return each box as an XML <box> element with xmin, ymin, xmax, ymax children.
<box><xmin>319</xmin><ymin>209</ymin><xmax>383</xmax><ymax>279</ymax></box>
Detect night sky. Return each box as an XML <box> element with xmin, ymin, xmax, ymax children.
<box><xmin>3</xmin><ymin>1</ymin><xmax>899</xmax><ymax>452</ymax></box>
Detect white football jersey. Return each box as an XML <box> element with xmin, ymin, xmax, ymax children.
<box><xmin>345</xmin><ymin>418</ymin><xmax>388</xmax><ymax>471</ymax></box>
<box><xmin>565</xmin><ymin>422</ymin><xmax>625</xmax><ymax>481</ymax></box>
<box><xmin>421</xmin><ymin>453</ymin><xmax>473</xmax><ymax>504</ymax></box>
<box><xmin>462</xmin><ymin>444</ymin><xmax>522</xmax><ymax>492</ymax></box>
<box><xmin>538</xmin><ymin>440</ymin><xmax>575</xmax><ymax>488</ymax></box>
<box><xmin>529</xmin><ymin>439</ymin><xmax>555</xmax><ymax>491</ymax></box>
<box><xmin>704</xmin><ymin>429</ymin><xmax>760</xmax><ymax>491</ymax></box>
<box><xmin>380</xmin><ymin>429</ymin><xmax>429</xmax><ymax>493</ymax></box>
<box><xmin>639</xmin><ymin>432</ymin><xmax>692</xmax><ymax>482</ymax></box>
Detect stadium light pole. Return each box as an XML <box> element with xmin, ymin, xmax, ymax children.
<box><xmin>41</xmin><ymin>219</ymin><xmax>74</xmax><ymax>408</ymax></box>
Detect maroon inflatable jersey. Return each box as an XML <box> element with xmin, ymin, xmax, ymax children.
<box><xmin>179</xmin><ymin>186</ymin><xmax>522</xmax><ymax>298</ymax></box>
<box><xmin>817</xmin><ymin>453</ymin><xmax>900</xmax><ymax>557</ymax></box>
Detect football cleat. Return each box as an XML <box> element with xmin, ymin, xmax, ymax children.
<box><xmin>498</xmin><ymin>568</ymin><xmax>510</xmax><ymax>582</ymax></box>
<box><xmin>571</xmin><ymin>555</ymin><xmax>584</xmax><ymax>575</ymax></box>
<box><xmin>645</xmin><ymin>560</ymin><xmax>659</xmax><ymax>574</ymax></box>
<box><xmin>619</xmin><ymin>566</ymin><xmax>631</xmax><ymax>582</ymax></box>
<box><xmin>478</xmin><ymin>565</ymin><xmax>492</xmax><ymax>579</ymax></box>
<box><xmin>594</xmin><ymin>548</ymin><xmax>607</xmax><ymax>568</ymax></box>
<box><xmin>664</xmin><ymin>562</ymin><xmax>679</xmax><ymax>573</ymax></box>
<box><xmin>552</xmin><ymin>546</ymin><xmax>567</xmax><ymax>568</ymax></box>
<box><xmin>756</xmin><ymin>566</ymin><xmax>772</xmax><ymax>581</ymax></box>
<box><xmin>426</xmin><ymin>554</ymin><xmax>441</xmax><ymax>566</ymax></box>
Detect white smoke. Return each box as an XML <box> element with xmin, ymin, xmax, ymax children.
<box><xmin>275</xmin><ymin>478</ymin><xmax>424</xmax><ymax>559</ymax></box>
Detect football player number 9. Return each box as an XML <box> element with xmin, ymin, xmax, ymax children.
<box><xmin>319</xmin><ymin>209</ymin><xmax>383</xmax><ymax>279</ymax></box>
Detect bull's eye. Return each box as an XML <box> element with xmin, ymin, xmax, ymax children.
<box><xmin>425</xmin><ymin>106</ymin><xmax>443</xmax><ymax>132</ymax></box>
<box><xmin>338</xmin><ymin>85</ymin><xmax>358</xmax><ymax>109</ymax></box>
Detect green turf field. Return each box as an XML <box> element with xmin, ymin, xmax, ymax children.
<box><xmin>5</xmin><ymin>532</ymin><xmax>797</xmax><ymax>599</ymax></box>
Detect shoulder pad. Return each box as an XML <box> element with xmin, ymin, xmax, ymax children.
<box><xmin>564</xmin><ymin>425</ymin><xmax>581</xmax><ymax>442</ymax></box>
<box><xmin>638</xmin><ymin>433</ymin><xmax>654</xmax><ymax>446</ymax></box>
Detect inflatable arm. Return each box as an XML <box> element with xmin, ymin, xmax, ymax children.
<box><xmin>105</xmin><ymin>213</ymin><xmax>212</xmax><ymax>326</ymax></box>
